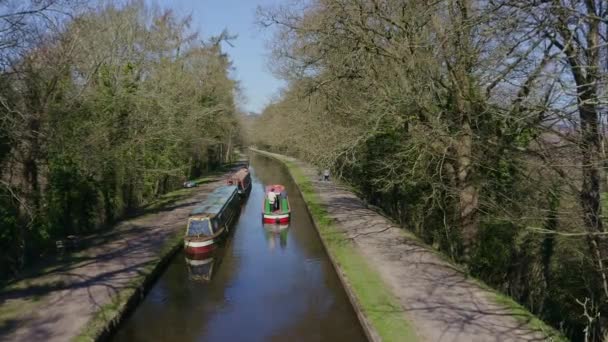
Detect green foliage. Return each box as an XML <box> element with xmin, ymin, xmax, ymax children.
<box><xmin>470</xmin><ymin>220</ymin><xmax>519</xmax><ymax>285</ymax></box>
<box><xmin>252</xmin><ymin>0</ymin><xmax>594</xmax><ymax>339</ymax></box>
<box><xmin>0</xmin><ymin>189</ymin><xmax>20</xmax><ymax>277</ymax></box>
<box><xmin>0</xmin><ymin>2</ymin><xmax>240</xmax><ymax>276</ymax></box>
<box><xmin>46</xmin><ymin>157</ymin><xmax>99</xmax><ymax>237</ymax></box>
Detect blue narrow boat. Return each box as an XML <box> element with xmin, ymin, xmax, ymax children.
<box><xmin>184</xmin><ymin>185</ymin><xmax>240</xmax><ymax>255</ymax></box>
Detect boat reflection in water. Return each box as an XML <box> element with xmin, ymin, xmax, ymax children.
<box><xmin>263</xmin><ymin>223</ymin><xmax>289</xmax><ymax>250</ymax></box>
<box><xmin>185</xmin><ymin>251</ymin><xmax>218</xmax><ymax>282</ymax></box>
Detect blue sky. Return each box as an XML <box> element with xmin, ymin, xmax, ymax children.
<box><xmin>152</xmin><ymin>0</ymin><xmax>286</xmax><ymax>113</ymax></box>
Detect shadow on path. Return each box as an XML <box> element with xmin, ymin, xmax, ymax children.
<box><xmin>0</xmin><ymin>170</ymin><xmax>232</xmax><ymax>342</ymax></box>
<box><xmin>290</xmin><ymin>156</ymin><xmax>555</xmax><ymax>342</ymax></box>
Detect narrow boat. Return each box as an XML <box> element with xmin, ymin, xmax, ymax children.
<box><xmin>262</xmin><ymin>184</ymin><xmax>291</xmax><ymax>224</ymax></box>
<box><xmin>184</xmin><ymin>185</ymin><xmax>240</xmax><ymax>255</ymax></box>
<box><xmin>227</xmin><ymin>167</ymin><xmax>252</xmax><ymax>197</ymax></box>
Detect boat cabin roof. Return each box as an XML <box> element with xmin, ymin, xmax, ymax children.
<box><xmin>189</xmin><ymin>185</ymin><xmax>237</xmax><ymax>217</ymax></box>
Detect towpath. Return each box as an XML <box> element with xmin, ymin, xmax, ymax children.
<box><xmin>262</xmin><ymin>151</ymin><xmax>556</xmax><ymax>342</ymax></box>
<box><xmin>0</xmin><ymin>173</ymin><xmax>229</xmax><ymax>342</ymax></box>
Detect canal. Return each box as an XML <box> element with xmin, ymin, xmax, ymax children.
<box><xmin>111</xmin><ymin>154</ymin><xmax>367</xmax><ymax>341</ymax></box>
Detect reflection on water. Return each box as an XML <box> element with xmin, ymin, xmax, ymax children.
<box><xmin>263</xmin><ymin>224</ymin><xmax>289</xmax><ymax>250</ymax></box>
<box><xmin>185</xmin><ymin>215</ymin><xmax>236</xmax><ymax>283</ymax></box>
<box><xmin>185</xmin><ymin>252</ymin><xmax>217</xmax><ymax>282</ymax></box>
<box><xmin>111</xmin><ymin>154</ymin><xmax>366</xmax><ymax>342</ymax></box>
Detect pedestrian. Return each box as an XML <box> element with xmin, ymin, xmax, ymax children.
<box><xmin>323</xmin><ymin>169</ymin><xmax>330</xmax><ymax>181</ymax></box>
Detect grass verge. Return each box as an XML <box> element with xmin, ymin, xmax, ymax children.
<box><xmin>73</xmin><ymin>232</ymin><xmax>183</xmax><ymax>342</ymax></box>
<box><xmin>253</xmin><ymin>149</ymin><xmax>417</xmax><ymax>342</ymax></box>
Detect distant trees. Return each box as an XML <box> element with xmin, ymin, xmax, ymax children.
<box><xmin>0</xmin><ymin>2</ymin><xmax>239</xmax><ymax>276</ymax></box>
<box><xmin>254</xmin><ymin>0</ymin><xmax>608</xmax><ymax>340</ymax></box>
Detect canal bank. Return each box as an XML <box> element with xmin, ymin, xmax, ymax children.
<box><xmin>251</xmin><ymin>149</ymin><xmax>565</xmax><ymax>342</ymax></box>
<box><xmin>0</xmin><ymin>172</ymin><xmax>232</xmax><ymax>342</ymax></box>
<box><xmin>111</xmin><ymin>153</ymin><xmax>367</xmax><ymax>341</ymax></box>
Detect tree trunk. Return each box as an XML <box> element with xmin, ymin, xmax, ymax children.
<box><xmin>19</xmin><ymin>114</ymin><xmax>42</xmax><ymax>267</ymax></box>
<box><xmin>579</xmin><ymin>98</ymin><xmax>608</xmax><ymax>301</ymax></box>
<box><xmin>455</xmin><ymin>122</ymin><xmax>479</xmax><ymax>259</ymax></box>
<box><xmin>225</xmin><ymin>139</ymin><xmax>232</xmax><ymax>163</ymax></box>
<box><xmin>540</xmin><ymin>187</ymin><xmax>559</xmax><ymax>313</ymax></box>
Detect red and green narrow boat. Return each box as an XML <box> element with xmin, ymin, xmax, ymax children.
<box><xmin>262</xmin><ymin>184</ymin><xmax>291</xmax><ymax>224</ymax></box>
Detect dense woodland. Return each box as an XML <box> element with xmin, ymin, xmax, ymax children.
<box><xmin>249</xmin><ymin>0</ymin><xmax>608</xmax><ymax>340</ymax></box>
<box><xmin>0</xmin><ymin>1</ymin><xmax>239</xmax><ymax>277</ymax></box>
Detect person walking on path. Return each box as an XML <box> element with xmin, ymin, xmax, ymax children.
<box><xmin>323</xmin><ymin>169</ymin><xmax>330</xmax><ymax>181</ymax></box>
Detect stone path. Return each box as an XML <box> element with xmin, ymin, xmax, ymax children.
<box><xmin>0</xmin><ymin>175</ymin><xmax>227</xmax><ymax>342</ymax></box>
<box><xmin>274</xmin><ymin>152</ymin><xmax>555</xmax><ymax>342</ymax></box>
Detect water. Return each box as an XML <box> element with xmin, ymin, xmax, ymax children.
<box><xmin>111</xmin><ymin>154</ymin><xmax>367</xmax><ymax>342</ymax></box>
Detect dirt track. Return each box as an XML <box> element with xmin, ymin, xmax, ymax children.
<box><xmin>0</xmin><ymin>176</ymin><xmax>226</xmax><ymax>342</ymax></box>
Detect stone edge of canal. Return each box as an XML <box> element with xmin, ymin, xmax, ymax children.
<box><xmin>251</xmin><ymin>149</ymin><xmax>382</xmax><ymax>342</ymax></box>
<box><xmin>76</xmin><ymin>232</ymin><xmax>184</xmax><ymax>342</ymax></box>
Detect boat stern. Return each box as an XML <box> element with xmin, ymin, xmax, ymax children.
<box><xmin>263</xmin><ymin>212</ymin><xmax>290</xmax><ymax>224</ymax></box>
<box><xmin>184</xmin><ymin>238</ymin><xmax>216</xmax><ymax>255</ymax></box>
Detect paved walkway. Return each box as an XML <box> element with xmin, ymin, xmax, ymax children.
<box><xmin>276</xmin><ymin>153</ymin><xmax>553</xmax><ymax>342</ymax></box>
<box><xmin>0</xmin><ymin>175</ymin><xmax>227</xmax><ymax>342</ymax></box>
